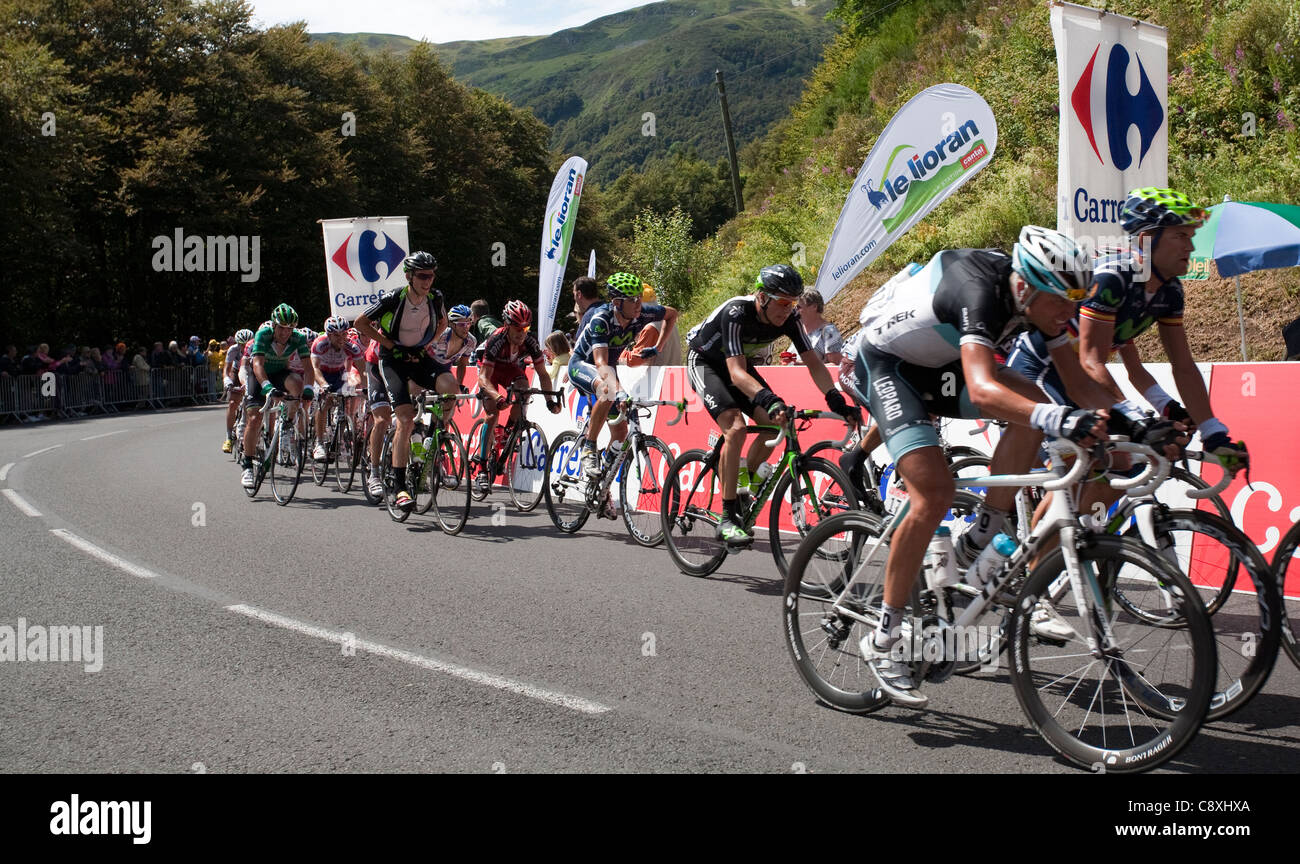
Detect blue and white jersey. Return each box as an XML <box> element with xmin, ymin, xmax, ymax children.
<box><xmin>572</xmin><ymin>303</ymin><xmax>667</xmax><ymax>365</ymax></box>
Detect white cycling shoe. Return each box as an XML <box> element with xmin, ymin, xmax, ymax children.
<box><xmin>1029</xmin><ymin>600</ymin><xmax>1075</xmax><ymax>642</ymax></box>
<box><xmin>313</xmin><ymin>443</ymin><xmax>328</xmax><ymax>462</ymax></box>
<box><xmin>859</xmin><ymin>636</ymin><xmax>928</xmax><ymax>707</ymax></box>
<box><xmin>241</xmin><ymin>467</ymin><xmax>256</xmax><ymax>489</ymax></box>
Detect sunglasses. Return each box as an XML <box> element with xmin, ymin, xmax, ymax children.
<box><xmin>763</xmin><ymin>294</ymin><xmax>797</xmax><ymax>308</ymax></box>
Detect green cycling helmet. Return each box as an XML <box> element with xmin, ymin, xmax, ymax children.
<box><xmin>270</xmin><ymin>303</ymin><xmax>298</xmax><ymax>326</ymax></box>
<box><xmin>605</xmin><ymin>272</ymin><xmax>642</xmax><ymax>300</ymax></box>
<box><xmin>1119</xmin><ymin>187</ymin><xmax>1208</xmax><ymax>235</ymax></box>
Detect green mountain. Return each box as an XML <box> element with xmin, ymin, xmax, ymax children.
<box><xmin>315</xmin><ymin>1</ymin><xmax>837</xmax><ymax>178</ymax></box>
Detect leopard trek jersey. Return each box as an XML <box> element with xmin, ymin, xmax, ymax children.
<box><xmin>1069</xmin><ymin>250</ymin><xmax>1184</xmax><ymax>349</ymax></box>
<box><xmin>426</xmin><ymin>327</ymin><xmax>476</xmax><ymax>366</ymax></box>
<box><xmin>250</xmin><ymin>325</ymin><xmax>310</xmax><ymax>374</ymax></box>
<box><xmin>311</xmin><ymin>334</ymin><xmax>362</xmax><ymax>374</ymax></box>
<box><xmin>687</xmin><ymin>296</ymin><xmax>810</xmax><ymax>364</ymax></box>
<box><xmin>856</xmin><ymin>248</ymin><xmax>1028</xmax><ymax>366</ymax></box>
<box><xmin>481</xmin><ymin>326</ymin><xmax>543</xmax><ymax>373</ymax></box>
<box><xmin>571</xmin><ymin>303</ymin><xmax>667</xmax><ymax>365</ymax></box>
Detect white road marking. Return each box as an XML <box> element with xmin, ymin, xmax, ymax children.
<box><xmin>22</xmin><ymin>445</ymin><xmax>63</xmax><ymax>458</ymax></box>
<box><xmin>0</xmin><ymin>462</ymin><xmax>12</xmax><ymax>483</ymax></box>
<box><xmin>3</xmin><ymin>489</ymin><xmax>41</xmax><ymax>517</ymax></box>
<box><xmin>226</xmin><ymin>604</ymin><xmax>612</xmax><ymax>716</ymax></box>
<box><xmin>49</xmin><ymin>529</ymin><xmax>160</xmax><ymax>579</ymax></box>
<box><xmin>81</xmin><ymin>429</ymin><xmax>127</xmax><ymax>441</ymax></box>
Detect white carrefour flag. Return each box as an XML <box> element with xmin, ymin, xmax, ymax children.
<box><xmin>321</xmin><ymin>217</ymin><xmax>410</xmax><ymax>320</ymax></box>
<box><xmin>1053</xmin><ymin>2</ymin><xmax>1167</xmax><ymax>243</ymax></box>
<box><xmin>538</xmin><ymin>156</ymin><xmax>587</xmax><ymax>343</ymax></box>
<box><xmin>814</xmin><ymin>84</ymin><xmax>997</xmax><ymax>303</ymax></box>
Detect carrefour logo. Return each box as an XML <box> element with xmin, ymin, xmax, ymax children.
<box><xmin>1070</xmin><ymin>43</ymin><xmax>1164</xmax><ymax>169</ymax></box>
<box><xmin>860</xmin><ymin>118</ymin><xmax>989</xmax><ymax>233</ymax></box>
<box><xmin>545</xmin><ymin>170</ymin><xmax>584</xmax><ymax>260</ymax></box>
<box><xmin>330</xmin><ymin>230</ymin><xmax>406</xmax><ymax>283</ymax></box>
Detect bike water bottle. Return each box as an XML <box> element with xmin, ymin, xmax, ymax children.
<box><xmin>967</xmin><ymin>532</ymin><xmax>1017</xmax><ymax>589</ymax></box>
<box><xmin>751</xmin><ymin>462</ymin><xmax>774</xmax><ymax>491</ymax></box>
<box><xmin>924</xmin><ymin>526</ymin><xmax>959</xmax><ymax>589</ymax></box>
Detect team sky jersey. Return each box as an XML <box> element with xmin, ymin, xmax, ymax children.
<box><xmin>1070</xmin><ymin>251</ymin><xmax>1184</xmax><ymax>349</ymax></box>
<box><xmin>362</xmin><ymin>287</ymin><xmax>445</xmax><ymax>352</ymax></box>
<box><xmin>482</xmin><ymin>326</ymin><xmax>544</xmax><ymax>371</ymax></box>
<box><xmin>426</xmin><ymin>327</ymin><xmax>476</xmax><ymax>366</ymax></box>
<box><xmin>687</xmin><ymin>296</ymin><xmax>810</xmax><ymax>364</ymax></box>
<box><xmin>857</xmin><ymin>248</ymin><xmax>1028</xmax><ymax>366</ymax></box>
<box><xmin>250</xmin><ymin>325</ymin><xmax>310</xmax><ymax>374</ymax></box>
<box><xmin>310</xmin><ymin>334</ymin><xmax>362</xmax><ymax>373</ymax></box>
<box><xmin>572</xmin><ymin>303</ymin><xmax>667</xmax><ymax>365</ymax></box>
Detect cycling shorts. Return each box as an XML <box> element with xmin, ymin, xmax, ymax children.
<box><xmin>378</xmin><ymin>354</ymin><xmax>441</xmax><ymax>409</ymax></box>
<box><xmin>319</xmin><ymin>370</ymin><xmax>346</xmax><ymax>392</ymax></box>
<box><xmin>685</xmin><ymin>350</ymin><xmax>772</xmax><ymax>422</ymax></box>
<box><xmin>854</xmin><ymin>344</ymin><xmax>983</xmax><ymax>462</ymax></box>
<box><xmin>1005</xmin><ymin>329</ymin><xmax>1073</xmax><ymax>407</ymax></box>
<box><xmin>567</xmin><ymin>358</ymin><xmax>601</xmax><ymax>397</ymax></box>
<box><xmin>245</xmin><ymin>368</ymin><xmax>295</xmax><ymax>408</ymax></box>
<box><xmin>366</xmin><ymin>362</ymin><xmax>390</xmax><ymax>412</ymax></box>
<box><xmin>483</xmin><ymin>362</ymin><xmax>527</xmax><ymax>394</ymax></box>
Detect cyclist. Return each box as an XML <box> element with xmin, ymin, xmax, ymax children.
<box><xmin>427</xmin><ymin>304</ymin><xmax>477</xmax><ymax>394</ymax></box>
<box><xmin>474</xmin><ymin>300</ymin><xmax>562</xmax><ymax>494</ymax></box>
<box><xmin>569</xmin><ymin>271</ymin><xmax>679</xmax><ymax>486</ymax></box>
<box><xmin>310</xmin><ymin>316</ymin><xmax>363</xmax><ymax>462</ymax></box>
<box><xmin>849</xmin><ymin>227</ymin><xmax>1110</xmax><ymax>705</ymax></box>
<box><xmin>240</xmin><ymin>304</ymin><xmax>317</xmax><ymax>489</ymax></box>
<box><xmin>221</xmin><ymin>328</ymin><xmax>254</xmax><ymax>453</ymax></box>
<box><xmin>686</xmin><ymin>264</ymin><xmax>860</xmax><ymax>547</ymax></box>
<box><xmin>360</xmin><ymin>325</ymin><xmax>392</xmax><ymax>501</ymax></box>
<box><xmin>353</xmin><ymin>250</ymin><xmax>447</xmax><ymax>511</ymax></box>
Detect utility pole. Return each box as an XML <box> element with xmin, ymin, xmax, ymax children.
<box><xmin>715</xmin><ymin>69</ymin><xmax>744</xmax><ymax>216</ymax></box>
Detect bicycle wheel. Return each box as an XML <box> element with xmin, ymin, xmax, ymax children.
<box><xmin>544</xmin><ymin>431</ymin><xmax>590</xmax><ymax>534</ymax></box>
<box><xmin>245</xmin><ymin>428</ymin><xmax>269</xmax><ymax>498</ymax></box>
<box><xmin>806</xmin><ymin>439</ymin><xmax>882</xmax><ymax>512</ymax></box>
<box><xmin>308</xmin><ymin>416</ymin><xmax>327</xmax><ymax>486</ymax></box>
<box><xmin>270</xmin><ymin>418</ymin><xmax>305</xmax><ymax>505</ymax></box>
<box><xmin>360</xmin><ymin>418</ymin><xmax>383</xmax><ymax>505</ymax></box>
<box><xmin>432</xmin><ymin>432</ymin><xmax>470</xmax><ymax>535</ymax></box>
<box><xmin>1009</xmin><ymin>534</ymin><xmax>1215</xmax><ymax>773</ymax></box>
<box><xmin>1270</xmin><ymin>518</ymin><xmax>1300</xmax><ymax>670</ymax></box>
<box><xmin>619</xmin><ymin>436</ymin><xmax>674</xmax><ymax>547</ymax></box>
<box><xmin>230</xmin><ymin>404</ymin><xmax>246</xmax><ymax>462</ymax></box>
<box><xmin>768</xmin><ymin>457</ymin><xmax>858</xmax><ymax>579</ymax></box>
<box><xmin>411</xmin><ymin>446</ymin><xmax>434</xmax><ymax>516</ymax></box>
<box><xmin>335</xmin><ymin>415</ymin><xmax>356</xmax><ymax>494</ymax></box>
<box><xmin>782</xmin><ymin>509</ymin><xmax>891</xmax><ymax>713</ymax></box>
<box><xmin>467</xmin><ymin>419</ymin><xmax>492</xmax><ymax>501</ymax></box>
<box><xmin>1117</xmin><ymin>509</ymin><xmax>1281</xmax><ymax>720</ymax></box>
<box><xmin>380</xmin><ymin>432</ymin><xmax>410</xmax><ymax>523</ymax></box>
<box><xmin>506</xmin><ymin>421</ymin><xmax>548</xmax><ymax>512</ymax></box>
<box><xmin>661</xmin><ymin>448</ymin><xmax>728</xmax><ymax>577</ymax></box>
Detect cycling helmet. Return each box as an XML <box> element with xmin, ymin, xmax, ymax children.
<box><xmin>606</xmin><ymin>272</ymin><xmax>642</xmax><ymax>300</ymax></box>
<box><xmin>324</xmin><ymin>316</ymin><xmax>348</xmax><ymax>333</ymax></box>
<box><xmin>235</xmin><ymin>329</ymin><xmax>254</xmax><ymax>344</ymax></box>
<box><xmin>402</xmin><ymin>251</ymin><xmax>438</xmax><ymax>274</ymax></box>
<box><xmin>270</xmin><ymin>303</ymin><xmax>298</xmax><ymax>326</ymax></box>
<box><xmin>1011</xmin><ymin>226</ymin><xmax>1093</xmax><ymax>303</ymax></box>
<box><xmin>754</xmin><ymin>264</ymin><xmax>804</xmax><ymax>298</ymax></box>
<box><xmin>298</xmin><ymin>327</ymin><xmax>317</xmax><ymax>342</ymax></box>
<box><xmin>448</xmin><ymin>304</ymin><xmax>472</xmax><ymax>323</ymax></box>
<box><xmin>502</xmin><ymin>300</ymin><xmax>532</xmax><ymax>328</ymax></box>
<box><xmin>1119</xmin><ymin>187</ymin><xmax>1207</xmax><ymax>235</ymax></box>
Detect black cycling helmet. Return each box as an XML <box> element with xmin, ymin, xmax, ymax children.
<box><xmin>754</xmin><ymin>264</ymin><xmax>804</xmax><ymax>298</ymax></box>
<box><xmin>402</xmin><ymin>251</ymin><xmax>438</xmax><ymax>274</ymax></box>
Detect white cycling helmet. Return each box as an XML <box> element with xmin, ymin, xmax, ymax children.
<box><xmin>1011</xmin><ymin>226</ymin><xmax>1093</xmax><ymax>304</ymax></box>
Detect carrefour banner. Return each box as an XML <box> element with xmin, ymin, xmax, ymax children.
<box><xmin>538</xmin><ymin>156</ymin><xmax>587</xmax><ymax>343</ymax></box>
<box><xmin>1053</xmin><ymin>2</ymin><xmax>1167</xmax><ymax>242</ymax></box>
<box><xmin>814</xmin><ymin>84</ymin><xmax>997</xmax><ymax>303</ymax></box>
<box><xmin>321</xmin><ymin>216</ymin><xmax>409</xmax><ymax>321</ymax></box>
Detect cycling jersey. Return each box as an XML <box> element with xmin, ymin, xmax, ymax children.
<box><xmin>250</xmin><ymin>325</ymin><xmax>310</xmax><ymax>375</ymax></box>
<box><xmin>857</xmin><ymin>248</ymin><xmax>1026</xmax><ymax>364</ymax></box>
<box><xmin>1071</xmin><ymin>251</ymin><xmax>1183</xmax><ymax>348</ymax></box>
<box><xmin>687</xmin><ymin>296</ymin><xmax>810</xmax><ymax>363</ymax></box>
<box><xmin>571</xmin><ymin>303</ymin><xmax>667</xmax><ymax>365</ymax></box>
<box><xmin>481</xmin><ymin>326</ymin><xmax>543</xmax><ymax>371</ymax></box>
<box><xmin>363</xmin><ymin>287</ymin><xmax>445</xmax><ymax>357</ymax></box>
<box><xmin>311</xmin><ymin>334</ymin><xmax>362</xmax><ymax>374</ymax></box>
<box><xmin>425</xmin><ymin>327</ymin><xmax>476</xmax><ymax>367</ymax></box>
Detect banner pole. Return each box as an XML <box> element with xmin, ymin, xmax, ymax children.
<box><xmin>1236</xmin><ymin>275</ymin><xmax>1248</xmax><ymax>361</ymax></box>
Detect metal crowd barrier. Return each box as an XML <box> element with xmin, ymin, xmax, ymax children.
<box><xmin>0</xmin><ymin>366</ymin><xmax>227</xmax><ymax>425</ymax></box>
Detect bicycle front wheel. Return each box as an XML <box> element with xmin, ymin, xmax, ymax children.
<box><xmin>506</xmin><ymin>421</ymin><xmax>548</xmax><ymax>512</ymax></box>
<box><xmin>661</xmin><ymin>448</ymin><xmax>728</xmax><ymax>577</ymax></box>
<box><xmin>1270</xmin><ymin>518</ymin><xmax>1300</xmax><ymax>670</ymax></box>
<box><xmin>309</xmin><ymin>420</ymin><xmax>327</xmax><ymax>486</ymax></box>
<box><xmin>544</xmin><ymin>431</ymin><xmax>590</xmax><ymax>533</ymax></box>
<box><xmin>768</xmin><ymin>456</ymin><xmax>858</xmax><ymax>579</ymax></box>
<box><xmin>432</xmin><ymin>432</ymin><xmax>470</xmax><ymax>535</ymax></box>
<box><xmin>1009</xmin><ymin>535</ymin><xmax>1215</xmax><ymax>773</ymax></box>
<box><xmin>619</xmin><ymin>436</ymin><xmax>673</xmax><ymax>547</ymax></box>
<box><xmin>381</xmin><ymin>432</ymin><xmax>410</xmax><ymax>523</ymax></box>
<box><xmin>270</xmin><ymin>421</ymin><xmax>305</xmax><ymax>505</ymax></box>
<box><xmin>335</xmin><ymin>416</ymin><xmax>356</xmax><ymax>494</ymax></box>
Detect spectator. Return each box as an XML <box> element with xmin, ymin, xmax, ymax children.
<box><xmin>795</xmin><ymin>288</ymin><xmax>843</xmax><ymax>364</ymax></box>
<box><xmin>55</xmin><ymin>346</ymin><xmax>81</xmax><ymax>375</ymax></box>
<box><xmin>545</xmin><ymin>331</ymin><xmax>571</xmax><ymax>385</ymax></box>
<box><xmin>168</xmin><ymin>340</ymin><xmax>187</xmax><ymax>366</ymax></box>
<box><xmin>150</xmin><ymin>341</ymin><xmax>171</xmax><ymax>368</ymax></box>
<box><xmin>186</xmin><ymin>335</ymin><xmax>204</xmax><ymax>366</ymax></box>
<box><xmin>33</xmin><ymin>343</ymin><xmax>58</xmax><ymax>373</ymax></box>
<box><xmin>0</xmin><ymin>345</ymin><xmax>17</xmax><ymax>378</ymax></box>
<box><xmin>130</xmin><ymin>347</ymin><xmax>151</xmax><ymax>387</ymax></box>
<box><xmin>206</xmin><ymin>339</ymin><xmax>224</xmax><ymax>375</ymax></box>
<box><xmin>101</xmin><ymin>343</ymin><xmax>122</xmax><ymax>373</ymax></box>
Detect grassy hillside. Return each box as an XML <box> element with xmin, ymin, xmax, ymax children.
<box><xmin>674</xmin><ymin>0</ymin><xmax>1300</xmax><ymax>361</ymax></box>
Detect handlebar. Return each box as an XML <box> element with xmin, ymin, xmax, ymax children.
<box><xmin>610</xmin><ymin>394</ymin><xmax>688</xmax><ymax>427</ymax></box>
<box><xmin>1106</xmin><ymin>441</ymin><xmax>1168</xmax><ymax>496</ymax></box>
<box><xmin>1182</xmin><ymin>450</ymin><xmax>1235</xmax><ymax>499</ymax></box>
<box><xmin>762</xmin><ymin>408</ymin><xmax>857</xmax><ymax>449</ymax></box>
<box><xmin>1041</xmin><ymin>439</ymin><xmax>1098</xmax><ymax>491</ymax></box>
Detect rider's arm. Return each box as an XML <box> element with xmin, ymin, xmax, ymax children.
<box><xmin>1048</xmin><ymin>336</ymin><xmax>1120</xmax><ymax>410</ymax></box>
<box><xmin>1116</xmin><ymin>342</ymin><xmax>1160</xmax><ymax>396</ymax></box>
<box><xmin>1159</xmin><ymin>323</ymin><xmax>1214</xmax><ymax>425</ymax></box>
<box><xmin>533</xmin><ymin>357</ymin><xmax>554</xmax><ymax>392</ymax></box>
<box><xmin>251</xmin><ymin>354</ymin><xmax>268</xmax><ymax>386</ymax></box>
<box><xmin>455</xmin><ymin>356</ymin><xmax>467</xmax><ymax>388</ymax></box>
<box><xmin>354</xmin><ymin>314</ymin><xmax>393</xmax><ymax>351</ymax></box>
<box><xmin>652</xmin><ymin>307</ymin><xmax>679</xmax><ymax>353</ymax></box>
<box><xmin>1075</xmin><ymin>313</ymin><xmax>1127</xmax><ymax>403</ymax></box>
<box><xmin>962</xmin><ymin>341</ymin><xmax>1050</xmax><ymax>426</ymax></box>
<box><xmin>725</xmin><ymin>354</ymin><xmax>770</xmax><ymax>400</ymax></box>
<box><xmin>798</xmin><ymin>352</ymin><xmax>836</xmax><ymax>395</ymax></box>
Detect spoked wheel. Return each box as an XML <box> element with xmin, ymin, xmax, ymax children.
<box><xmin>660</xmin><ymin>448</ymin><xmax>728</xmax><ymax>577</ymax></box>
<box><xmin>244</xmin><ymin>436</ymin><xmax>268</xmax><ymax>498</ymax></box>
<box><xmin>806</xmin><ymin>439</ymin><xmax>882</xmax><ymax>514</ymax></box>
<box><xmin>230</xmin><ymin>405</ymin><xmax>247</xmax><ymax>462</ymax></box>
<box><xmin>360</xmin><ymin>419</ymin><xmax>382</xmax><ymax>505</ymax></box>
<box><xmin>544</xmin><ymin>431</ymin><xmax>590</xmax><ymax>534</ymax></box>
<box><xmin>467</xmin><ymin>419</ymin><xmax>493</xmax><ymax>501</ymax></box>
<box><xmin>1009</xmin><ymin>535</ymin><xmax>1215</xmax><ymax>773</ymax></box>
<box><xmin>432</xmin><ymin>432</ymin><xmax>470</xmax><ymax>535</ymax></box>
<box><xmin>270</xmin><ymin>420</ymin><xmax>306</xmax><ymax>505</ymax></box>
<box><xmin>506</xmin><ymin>421</ymin><xmax>548</xmax><ymax>512</ymax></box>
<box><xmin>782</xmin><ymin>509</ymin><xmax>890</xmax><ymax>713</ymax></box>
<box><xmin>411</xmin><ymin>446</ymin><xmax>434</xmax><ymax>516</ymax></box>
<box><xmin>309</xmin><ymin>420</ymin><xmax>328</xmax><ymax>486</ymax></box>
<box><xmin>619</xmin><ymin>436</ymin><xmax>673</xmax><ymax>547</ymax></box>
<box><xmin>335</xmin><ymin>416</ymin><xmax>356</xmax><ymax>494</ymax></box>
<box><xmin>1270</xmin><ymin>518</ymin><xmax>1300</xmax><ymax>670</ymax></box>
<box><xmin>768</xmin><ymin>457</ymin><xmax>858</xmax><ymax>579</ymax></box>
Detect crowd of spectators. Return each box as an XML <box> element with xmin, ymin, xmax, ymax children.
<box><xmin>0</xmin><ymin>335</ymin><xmax>233</xmax><ymax>383</ymax></box>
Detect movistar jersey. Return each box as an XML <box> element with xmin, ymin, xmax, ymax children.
<box><xmin>687</xmin><ymin>297</ymin><xmax>810</xmax><ymax>363</ymax></box>
<box><xmin>1071</xmin><ymin>251</ymin><xmax>1184</xmax><ymax>349</ymax></box>
<box><xmin>250</xmin><ymin>326</ymin><xmax>310</xmax><ymax>374</ymax></box>
<box><xmin>857</xmin><ymin>248</ymin><xmax>1026</xmax><ymax>366</ymax></box>
<box><xmin>572</xmin><ymin>303</ymin><xmax>667</xmax><ymax>365</ymax></box>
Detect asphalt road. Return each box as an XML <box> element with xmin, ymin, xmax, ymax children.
<box><xmin>2</xmin><ymin>405</ymin><xmax>1298</xmax><ymax>773</ymax></box>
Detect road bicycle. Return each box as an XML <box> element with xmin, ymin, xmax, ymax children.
<box><xmin>544</xmin><ymin>396</ymin><xmax>684</xmax><ymax>544</ymax></box>
<box><xmin>242</xmin><ymin>391</ymin><xmax>307</xmax><ymax>505</ymax></box>
<box><xmin>782</xmin><ymin>437</ymin><xmax>1216</xmax><ymax>773</ymax></box>
<box><xmin>661</xmin><ymin>408</ymin><xmax>859</xmax><ymax>578</ymax></box>
<box><xmin>406</xmin><ymin>390</ymin><xmax>476</xmax><ymax>534</ymax></box>
<box><xmin>306</xmin><ymin>387</ymin><xmax>354</xmax><ymax>489</ymax></box>
<box><xmin>467</xmin><ymin>384</ymin><xmax>560</xmax><ymax>512</ymax></box>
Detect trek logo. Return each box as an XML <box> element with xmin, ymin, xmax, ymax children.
<box><xmin>545</xmin><ymin>169</ymin><xmax>584</xmax><ymax>260</ymax></box>
<box><xmin>861</xmin><ymin>119</ymin><xmax>990</xmax><ymax>234</ymax></box>
<box><xmin>1070</xmin><ymin>43</ymin><xmax>1164</xmax><ymax>169</ymax></box>
<box><xmin>870</xmin><ymin>309</ymin><xmax>916</xmax><ymax>335</ymax></box>
<box><xmin>330</xmin><ymin>230</ymin><xmax>406</xmax><ymax>282</ymax></box>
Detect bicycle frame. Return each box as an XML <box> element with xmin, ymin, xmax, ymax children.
<box><xmin>583</xmin><ymin>397</ymin><xmax>685</xmax><ymax>505</ymax></box>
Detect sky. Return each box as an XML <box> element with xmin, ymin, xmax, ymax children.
<box><xmin>247</xmin><ymin>0</ymin><xmax>662</xmax><ymax>43</ymax></box>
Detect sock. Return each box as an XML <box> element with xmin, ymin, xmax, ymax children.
<box><xmin>839</xmin><ymin>445</ymin><xmax>867</xmax><ymax>477</ymax></box>
<box><xmin>395</xmin><ymin>465</ymin><xmax>408</xmax><ymax>491</ymax></box>
<box><xmin>723</xmin><ymin>498</ymin><xmax>740</xmax><ymax>522</ymax></box>
<box><xmin>873</xmin><ymin>604</ymin><xmax>904</xmax><ymax>651</ymax></box>
<box><xmin>966</xmin><ymin>504</ymin><xmax>1010</xmax><ymax>550</ymax></box>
